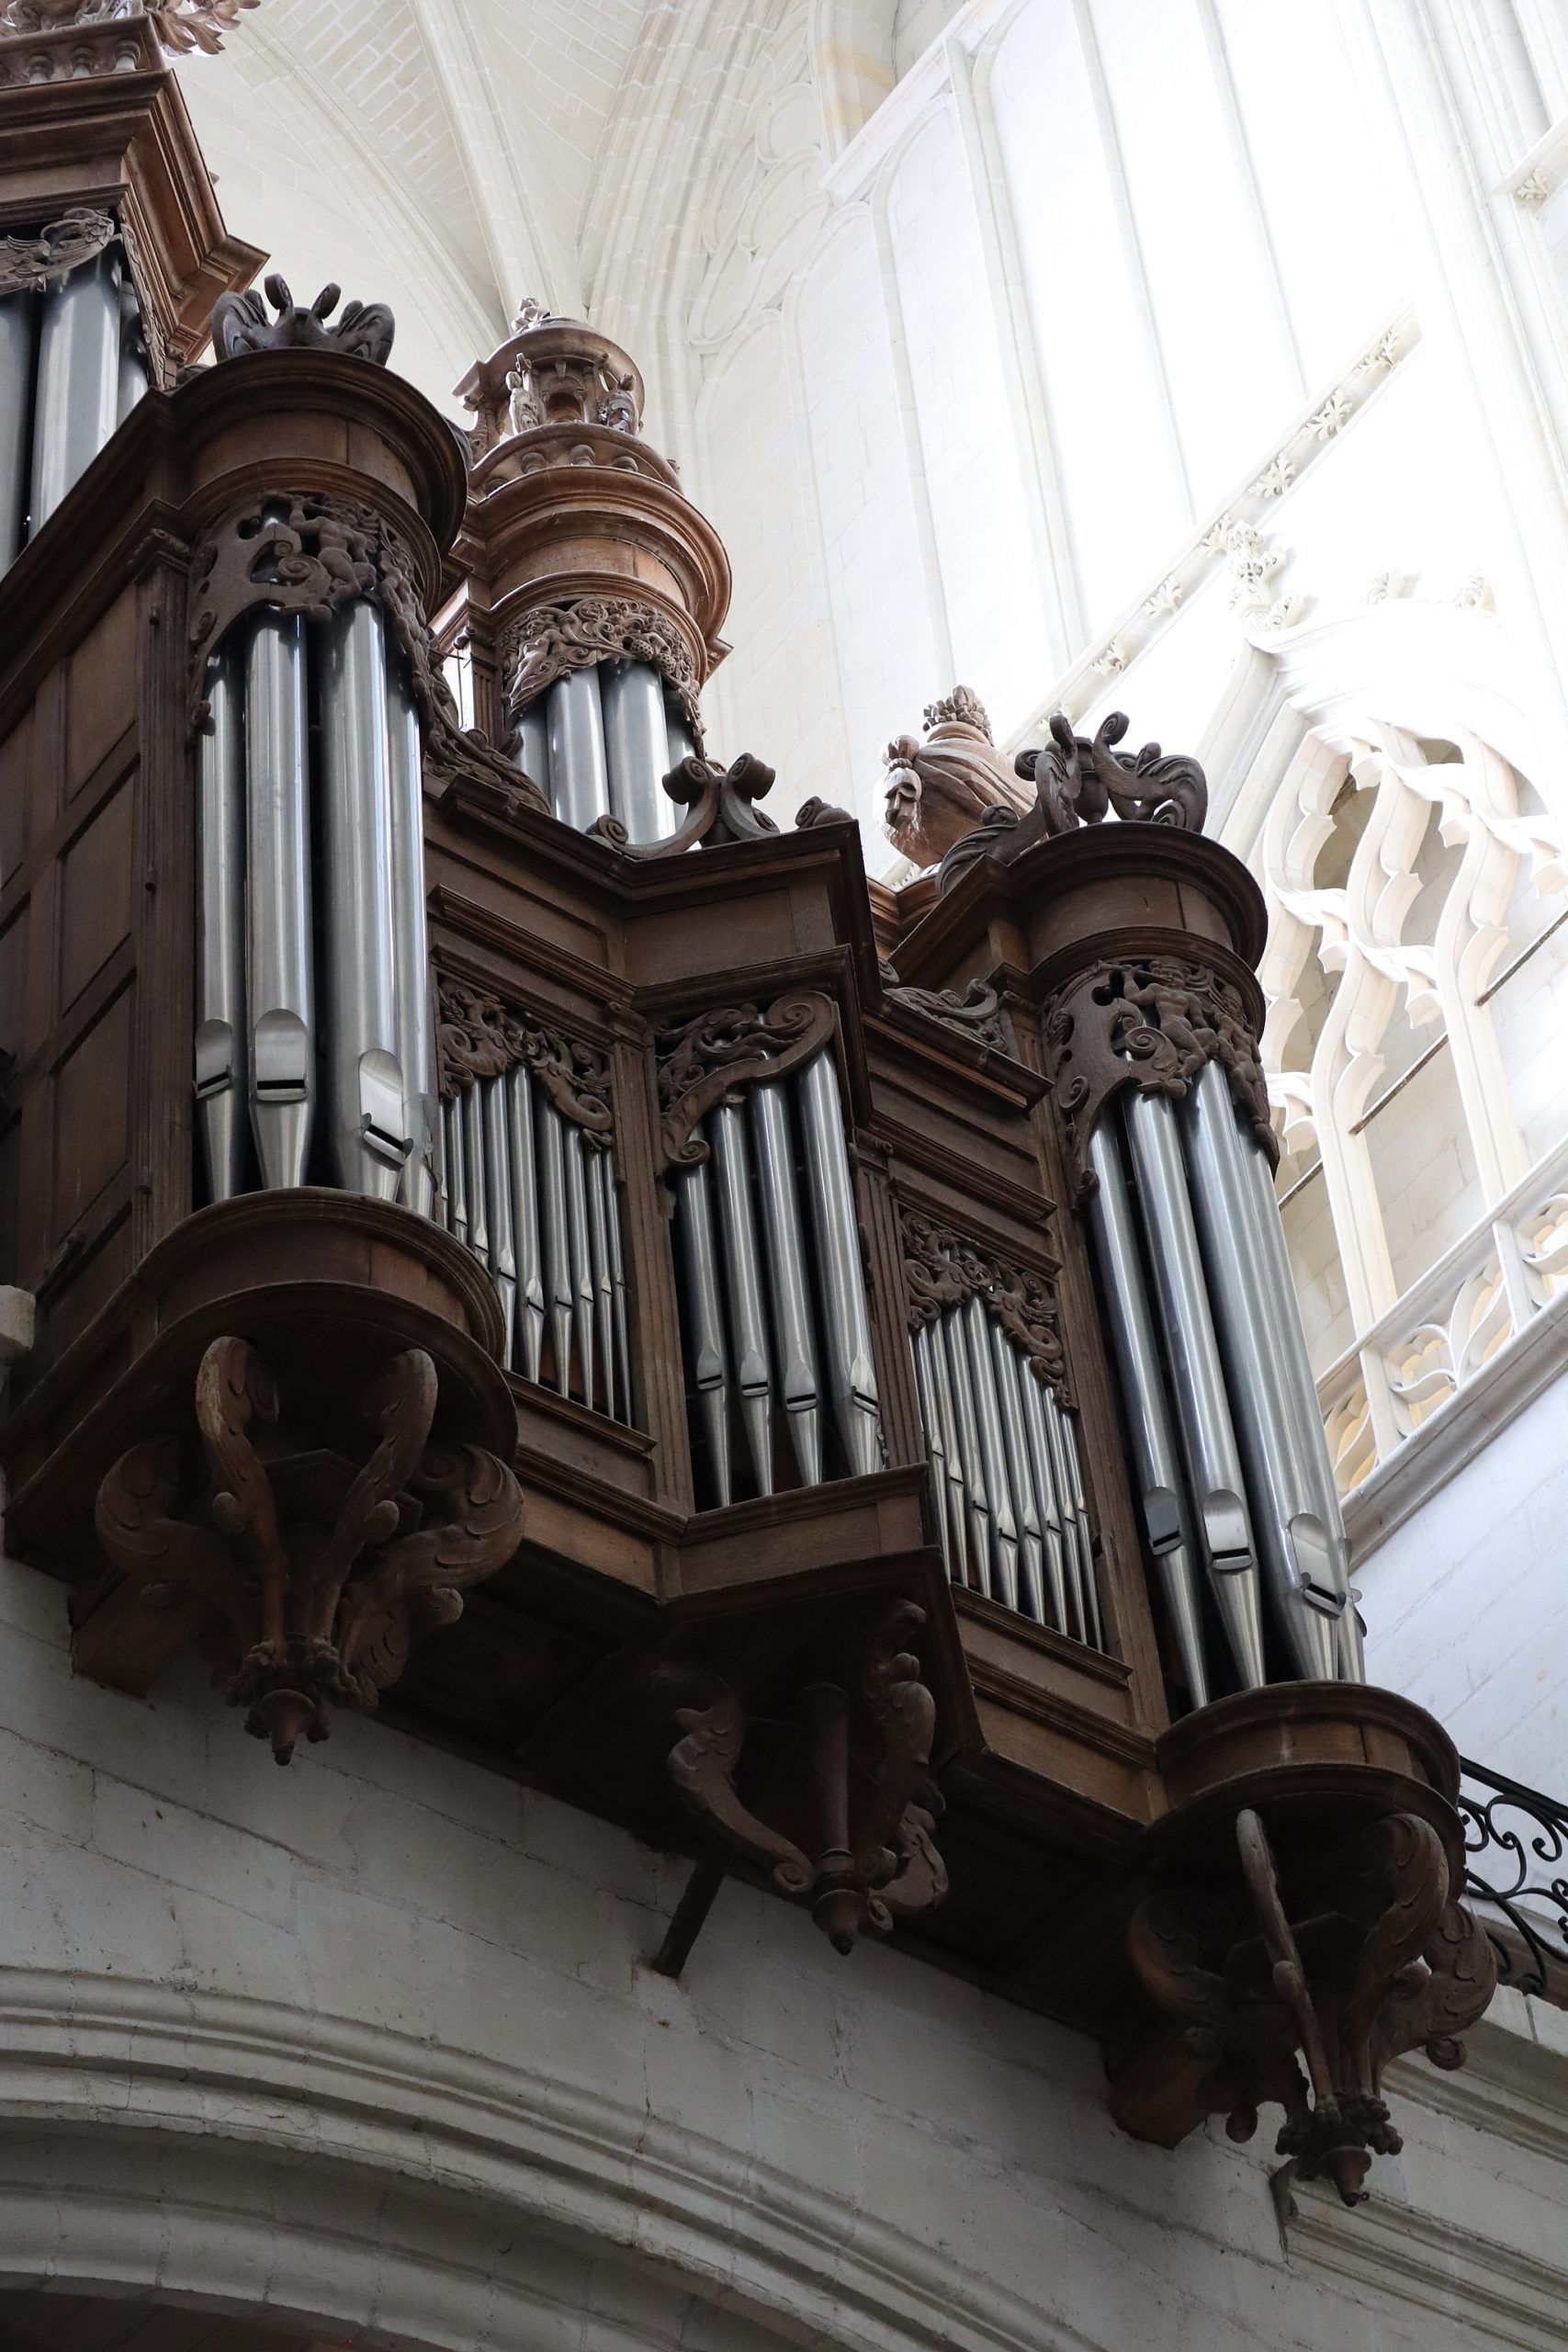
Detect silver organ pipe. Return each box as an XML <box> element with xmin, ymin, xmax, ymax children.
<box><xmin>676</xmin><ymin>1149</ymin><xmax>735</xmax><ymax>1502</ymax></box>
<box><xmin>964</xmin><ymin>1294</ymin><xmax>1021</xmax><ymax>1611</ymax></box>
<box><xmin>194</xmin><ymin>642</ymin><xmax>249</xmax><ymax>1204</ymax></box>
<box><xmin>443</xmin><ymin>1094</ymin><xmax>469</xmax><ymax>1249</ymax></box>
<box><xmin>245</xmin><ymin>613</ymin><xmax>315</xmax><ymax>1191</ymax></box>
<box><xmin>513</xmin><ymin>668</ymin><xmax>695</xmax><ymax>843</ymax></box>
<box><xmin>115</xmin><ymin>270</ymin><xmax>149</xmax><ymax>424</ymax></box>
<box><xmin>547</xmin><ymin>669</ymin><xmax>610</xmax><ymax>831</ymax></box>
<box><xmin>749</xmin><ymin>1078</ymin><xmax>824</xmax><ymax>1488</ymax></box>
<box><xmin>796</xmin><ymin>1049</ymin><xmax>883</xmax><ymax>1479</ymax></box>
<box><xmin>940</xmin><ymin>1304</ymin><xmax>991</xmax><ymax>1582</ymax></box>
<box><xmin>28</xmin><ymin>245</ymin><xmax>121</xmax><ymax>532</ymax></box>
<box><xmin>317</xmin><ymin>599</ymin><xmax>406</xmax><ymax>1200</ymax></box>
<box><xmin>990</xmin><ymin>1318</ymin><xmax>1044</xmax><ymax>1623</ymax></box>
<box><xmin>0</xmin><ymin>289</ymin><xmax>36</xmax><ymax>575</ymax></box>
<box><xmin>386</xmin><ymin>625</ymin><xmax>437</xmax><ymax>1216</ymax></box>
<box><xmin>505</xmin><ymin>1067</ymin><xmax>547</xmax><ymax>1383</ymax></box>
<box><xmin>562</xmin><ymin>1121</ymin><xmax>597</xmax><ymax>1409</ymax></box>
<box><xmin>513</xmin><ymin>703</ymin><xmax>549</xmax><ymax>801</ymax></box>
<box><xmin>710</xmin><ymin>1102</ymin><xmax>774</xmax><ymax>1495</ymax></box>
<box><xmin>481</xmin><ymin>1076</ymin><xmax>518</xmax><ymax>1371</ymax></box>
<box><xmin>536</xmin><ymin>1097</ymin><xmax>575</xmax><ymax>1395</ymax></box>
<box><xmin>601</xmin><ymin>661</ymin><xmax>671</xmax><ymax>846</ymax></box>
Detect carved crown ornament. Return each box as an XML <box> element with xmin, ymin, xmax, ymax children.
<box><xmin>186</xmin><ymin>492</ymin><xmax>549</xmax><ymax>818</ymax></box>
<box><xmin>1119</xmin><ymin>1806</ymin><xmax>1497</xmax><ymax>2206</ymax></box>
<box><xmin>210</xmin><ymin>275</ymin><xmax>395</xmax><ymax>367</ymax></box>
<box><xmin>92</xmin><ymin>1337</ymin><xmax>526</xmax><ymax>1764</ymax></box>
<box><xmin>655</xmin><ymin>991</ymin><xmax>839</xmax><ymax>1170</ymax></box>
<box><xmin>434</xmin><ymin>977</ymin><xmax>614</xmax><ymax>1140</ymax></box>
<box><xmin>655</xmin><ymin>1602</ymin><xmax>948</xmax><ymax>1962</ymax></box>
<box><xmin>0</xmin><ymin>0</ymin><xmax>258</xmax><ymax>50</ymax></box>
<box><xmin>935</xmin><ymin>711</ymin><xmax>1210</xmax><ymax>898</ymax></box>
<box><xmin>0</xmin><ymin>206</ymin><xmax>115</xmax><ymax>296</ymax></box>
<box><xmin>502</xmin><ymin>595</ymin><xmax>703</xmax><ymax>736</ymax></box>
<box><xmin>460</xmin><ymin>308</ymin><xmax>647</xmax><ymax>465</ymax></box>
<box><xmin>883</xmin><ymin>683</ymin><xmax>1031</xmax><ymax>870</ymax></box>
<box><xmin>1043</xmin><ymin>954</ymin><xmax>1276</xmax><ymax>1199</ymax></box>
<box><xmin>899</xmin><ymin>1209</ymin><xmax>1069</xmax><ymax>1404</ymax></box>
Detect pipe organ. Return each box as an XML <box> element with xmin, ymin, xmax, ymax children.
<box><xmin>0</xmin><ymin>1</ymin><xmax>1497</xmax><ymax>2209</ymax></box>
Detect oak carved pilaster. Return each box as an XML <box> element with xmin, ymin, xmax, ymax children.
<box><xmin>434</xmin><ymin>977</ymin><xmax>614</xmax><ymax>1139</ymax></box>
<box><xmin>92</xmin><ymin>1336</ymin><xmax>525</xmax><ymax>1763</ymax></box>
<box><xmin>659</xmin><ymin>1602</ymin><xmax>947</xmax><ymax>1960</ymax></box>
<box><xmin>1043</xmin><ymin>953</ymin><xmax>1275</xmax><ymax>1199</ymax></box>
<box><xmin>186</xmin><ymin>491</ymin><xmax>548</xmax><ymax>815</ymax></box>
<box><xmin>1117</xmin><ymin>1806</ymin><xmax>1497</xmax><ymax>2206</ymax></box>
<box><xmin>654</xmin><ymin>990</ymin><xmax>838</xmax><ymax>1170</ymax></box>
<box><xmin>900</xmin><ymin>1208</ymin><xmax>1069</xmax><ymax>1403</ymax></box>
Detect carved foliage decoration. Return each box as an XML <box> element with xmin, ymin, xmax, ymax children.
<box><xmin>655</xmin><ymin>991</ymin><xmax>837</xmax><ymax>1170</ymax></box>
<box><xmin>0</xmin><ymin>0</ymin><xmax>257</xmax><ymax>48</ymax></box>
<box><xmin>1127</xmin><ymin>1807</ymin><xmax>1497</xmax><ymax>2205</ymax></box>
<box><xmin>0</xmin><ymin>206</ymin><xmax>115</xmax><ymax>296</ymax></box>
<box><xmin>1043</xmin><ymin>955</ymin><xmax>1276</xmax><ymax>1198</ymax></box>
<box><xmin>186</xmin><ymin>492</ymin><xmax>548</xmax><ymax>814</ymax></box>
<box><xmin>883</xmin><ymin>681</ymin><xmax>1031</xmax><ymax>869</ymax></box>
<box><xmin>878</xmin><ymin>959</ymin><xmax>1009</xmax><ymax>1054</ymax></box>
<box><xmin>900</xmin><ymin>1209</ymin><xmax>1068</xmax><ymax>1401</ymax></box>
<box><xmin>1017</xmin><ymin>711</ymin><xmax>1208</xmax><ymax>836</ymax></box>
<box><xmin>593</xmin><ymin>752</ymin><xmax>776</xmax><ymax>860</ymax></box>
<box><xmin>211</xmin><ymin>274</ymin><xmax>395</xmax><ymax>367</ymax></box>
<box><xmin>664</xmin><ymin>1602</ymin><xmax>948</xmax><ymax>1955</ymax></box>
<box><xmin>94</xmin><ymin>1337</ymin><xmax>526</xmax><ymax>1763</ymax></box>
<box><xmin>434</xmin><ymin>977</ymin><xmax>614</xmax><ymax>1137</ymax></box>
<box><xmin>503</xmin><ymin>596</ymin><xmax>702</xmax><ymax>734</ymax></box>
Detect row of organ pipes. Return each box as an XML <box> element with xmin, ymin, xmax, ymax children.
<box><xmin>0</xmin><ymin>235</ymin><xmax>149</xmax><ymax>577</ymax></box>
<box><xmin>440</xmin><ymin>1066</ymin><xmax>632</xmax><ymax>1425</ymax></box>
<box><xmin>511</xmin><ymin>662</ymin><xmax>695</xmax><ymax>844</ymax></box>
<box><xmin>1086</xmin><ymin>1063</ymin><xmax>1363</xmax><ymax>1706</ymax></box>
<box><xmin>672</xmin><ymin>1054</ymin><xmax>884</xmax><ymax>1506</ymax></box>
<box><xmin>195</xmin><ymin>598</ymin><xmax>436</xmax><ymax>1212</ymax></box>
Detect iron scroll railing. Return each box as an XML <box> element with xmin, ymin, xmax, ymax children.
<box><xmin>1458</xmin><ymin>1756</ymin><xmax>1568</xmax><ymax>1998</ymax></box>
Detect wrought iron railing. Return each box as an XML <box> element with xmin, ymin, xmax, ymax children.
<box><xmin>1458</xmin><ymin>1756</ymin><xmax>1568</xmax><ymax>1998</ymax></box>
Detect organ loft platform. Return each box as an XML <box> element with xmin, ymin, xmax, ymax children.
<box><xmin>0</xmin><ymin>6</ymin><xmax>1503</xmax><ymax>2217</ymax></box>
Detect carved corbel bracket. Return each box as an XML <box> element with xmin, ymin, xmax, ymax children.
<box><xmin>434</xmin><ymin>977</ymin><xmax>614</xmax><ymax>1139</ymax></box>
<box><xmin>90</xmin><ymin>1335</ymin><xmax>525</xmax><ymax>1763</ymax></box>
<box><xmin>1042</xmin><ymin>953</ymin><xmax>1276</xmax><ymax>1199</ymax></box>
<box><xmin>186</xmin><ymin>491</ymin><xmax>548</xmax><ymax>816</ymax></box>
<box><xmin>1115</xmin><ymin>1805</ymin><xmax>1497</xmax><ymax>2206</ymax></box>
<box><xmin>899</xmin><ymin>1208</ymin><xmax>1069</xmax><ymax>1403</ymax></box>
<box><xmin>654</xmin><ymin>990</ymin><xmax>838</xmax><ymax>1170</ymax></box>
<box><xmin>653</xmin><ymin>1601</ymin><xmax>948</xmax><ymax>1969</ymax></box>
<box><xmin>0</xmin><ymin>206</ymin><xmax>115</xmax><ymax>296</ymax></box>
<box><xmin>592</xmin><ymin>751</ymin><xmax>776</xmax><ymax>859</ymax></box>
<box><xmin>211</xmin><ymin>274</ymin><xmax>395</xmax><ymax>366</ymax></box>
<box><xmin>502</xmin><ymin>595</ymin><xmax>704</xmax><ymax>740</ymax></box>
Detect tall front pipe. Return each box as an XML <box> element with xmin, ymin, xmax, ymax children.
<box><xmin>563</xmin><ymin>1123</ymin><xmax>597</xmax><ymax>1408</ymax></box>
<box><xmin>1122</xmin><ymin>1090</ymin><xmax>1265</xmax><ymax>1690</ymax></box>
<box><xmin>795</xmin><ymin>1051</ymin><xmax>882</xmax><ymax>1479</ymax></box>
<box><xmin>547</xmin><ymin>668</ymin><xmax>610</xmax><ymax>832</ymax></box>
<box><xmin>941</xmin><ymin>1304</ymin><xmax>991</xmax><ymax>1588</ymax></box>
<box><xmin>116</xmin><ymin>273</ymin><xmax>148</xmax><ymax>423</ymax></box>
<box><xmin>1086</xmin><ymin>1121</ymin><xmax>1210</xmax><ymax>1704</ymax></box>
<box><xmin>750</xmin><ymin>1079</ymin><xmax>823</xmax><ymax>1486</ymax></box>
<box><xmin>711</xmin><ymin>1102</ymin><xmax>774</xmax><ymax>1493</ymax></box>
<box><xmin>676</xmin><ymin>1150</ymin><xmax>734</xmax><ymax>1505</ymax></box>
<box><xmin>964</xmin><ymin>1295</ymin><xmax>1020</xmax><ymax>1610</ymax></box>
<box><xmin>1013</xmin><ymin>1359</ymin><xmax>1071</xmax><ymax>1637</ymax></box>
<box><xmin>318</xmin><ymin>598</ymin><xmax>406</xmax><ymax>1199</ymax></box>
<box><xmin>195</xmin><ymin>641</ymin><xmax>248</xmax><ymax>1202</ymax></box>
<box><xmin>537</xmin><ymin>1098</ymin><xmax>575</xmax><ymax>1393</ymax></box>
<box><xmin>991</xmin><ymin>1322</ymin><xmax>1046</xmax><ymax>1623</ymax></box>
<box><xmin>505</xmin><ymin>1068</ymin><xmax>547</xmax><ymax>1382</ymax></box>
<box><xmin>385</xmin><ymin>623</ymin><xmax>437</xmax><ymax>1216</ymax></box>
<box><xmin>28</xmin><ymin>247</ymin><xmax>120</xmax><ymax>532</ymax></box>
<box><xmin>602</xmin><ymin>661</ymin><xmax>671</xmax><ymax>846</ymax></box>
<box><xmin>245</xmin><ymin>613</ymin><xmax>314</xmax><ymax>1189</ymax></box>
<box><xmin>0</xmin><ymin>290</ymin><xmax>36</xmax><ymax>574</ymax></box>
<box><xmin>513</xmin><ymin>702</ymin><xmax>549</xmax><ymax>801</ymax></box>
<box><xmin>482</xmin><ymin>1075</ymin><xmax>518</xmax><ymax>1369</ymax></box>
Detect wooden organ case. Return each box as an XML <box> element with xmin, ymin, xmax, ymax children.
<box><xmin>0</xmin><ymin>5</ymin><xmax>1498</xmax><ymax>2211</ymax></box>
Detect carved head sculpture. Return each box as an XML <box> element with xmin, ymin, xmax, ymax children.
<box><xmin>882</xmin><ymin>683</ymin><xmax>1031</xmax><ymax>869</ymax></box>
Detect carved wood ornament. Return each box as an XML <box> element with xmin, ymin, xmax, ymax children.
<box><xmin>878</xmin><ymin>958</ymin><xmax>1009</xmax><ymax>1053</ymax></box>
<box><xmin>900</xmin><ymin>1209</ymin><xmax>1069</xmax><ymax>1402</ymax></box>
<box><xmin>211</xmin><ymin>274</ymin><xmax>395</xmax><ymax>366</ymax></box>
<box><xmin>1018</xmin><ymin>710</ymin><xmax>1209</xmax><ymax>836</ymax></box>
<box><xmin>186</xmin><ymin>492</ymin><xmax>548</xmax><ymax>814</ymax></box>
<box><xmin>0</xmin><ymin>206</ymin><xmax>114</xmax><ymax>295</ymax></box>
<box><xmin>1123</xmin><ymin>1807</ymin><xmax>1497</xmax><ymax>2205</ymax></box>
<box><xmin>659</xmin><ymin>1602</ymin><xmax>947</xmax><ymax>1961</ymax></box>
<box><xmin>655</xmin><ymin>990</ymin><xmax>838</xmax><ymax>1170</ymax></box>
<box><xmin>883</xmin><ymin>684</ymin><xmax>1031</xmax><ymax>869</ymax></box>
<box><xmin>434</xmin><ymin>977</ymin><xmax>614</xmax><ymax>1138</ymax></box>
<box><xmin>502</xmin><ymin>595</ymin><xmax>702</xmax><ymax>736</ymax></box>
<box><xmin>0</xmin><ymin>0</ymin><xmax>257</xmax><ymax>48</ymax></box>
<box><xmin>1043</xmin><ymin>954</ymin><xmax>1276</xmax><ymax>1198</ymax></box>
<box><xmin>94</xmin><ymin>1337</ymin><xmax>525</xmax><ymax>1763</ymax></box>
<box><xmin>592</xmin><ymin>750</ymin><xmax>777</xmax><ymax>859</ymax></box>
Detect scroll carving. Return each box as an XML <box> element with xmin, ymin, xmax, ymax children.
<box><xmin>93</xmin><ymin>1336</ymin><xmax>526</xmax><ymax>1764</ymax></box>
<box><xmin>186</xmin><ymin>492</ymin><xmax>549</xmax><ymax>815</ymax></box>
<box><xmin>878</xmin><ymin>960</ymin><xmax>1009</xmax><ymax>1054</ymax></box>
<box><xmin>211</xmin><ymin>273</ymin><xmax>395</xmax><ymax>367</ymax></box>
<box><xmin>1043</xmin><ymin>955</ymin><xmax>1276</xmax><ymax>1198</ymax></box>
<box><xmin>662</xmin><ymin>1603</ymin><xmax>947</xmax><ymax>1956</ymax></box>
<box><xmin>0</xmin><ymin>0</ymin><xmax>257</xmax><ymax>50</ymax></box>
<box><xmin>0</xmin><ymin>206</ymin><xmax>114</xmax><ymax>295</ymax></box>
<box><xmin>502</xmin><ymin>596</ymin><xmax>701</xmax><ymax>735</ymax></box>
<box><xmin>1122</xmin><ymin>1807</ymin><xmax>1496</xmax><ymax>2206</ymax></box>
<box><xmin>900</xmin><ymin>1209</ymin><xmax>1067</xmax><ymax>1401</ymax></box>
<box><xmin>883</xmin><ymin>684</ymin><xmax>1031</xmax><ymax>869</ymax></box>
<box><xmin>655</xmin><ymin>990</ymin><xmax>837</xmax><ymax>1170</ymax></box>
<box><xmin>593</xmin><ymin>751</ymin><xmax>776</xmax><ymax>860</ymax></box>
<box><xmin>1016</xmin><ymin>711</ymin><xmax>1208</xmax><ymax>836</ymax></box>
<box><xmin>434</xmin><ymin>977</ymin><xmax>614</xmax><ymax>1136</ymax></box>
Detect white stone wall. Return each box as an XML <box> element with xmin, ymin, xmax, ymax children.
<box><xmin>0</xmin><ymin>1551</ymin><xmax>1563</xmax><ymax>2351</ymax></box>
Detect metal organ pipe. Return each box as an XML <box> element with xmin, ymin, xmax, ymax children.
<box><xmin>795</xmin><ymin>1049</ymin><xmax>883</xmax><ymax>1479</ymax></box>
<box><xmin>245</xmin><ymin>613</ymin><xmax>315</xmax><ymax>1191</ymax></box>
<box><xmin>317</xmin><ymin>599</ymin><xmax>407</xmax><ymax>1200</ymax></box>
<box><xmin>710</xmin><ymin>1101</ymin><xmax>775</xmax><ymax>1495</ymax></box>
<box><xmin>29</xmin><ymin>246</ymin><xmax>120</xmax><ymax>531</ymax></box>
<box><xmin>547</xmin><ymin>669</ymin><xmax>610</xmax><ymax>831</ymax></box>
<box><xmin>749</xmin><ymin>1078</ymin><xmax>824</xmax><ymax>1487</ymax></box>
<box><xmin>675</xmin><ymin>1148</ymin><xmax>734</xmax><ymax>1505</ymax></box>
<box><xmin>505</xmin><ymin>1068</ymin><xmax>547</xmax><ymax>1383</ymax></box>
<box><xmin>194</xmin><ymin>644</ymin><xmax>248</xmax><ymax>1203</ymax></box>
<box><xmin>513</xmin><ymin>703</ymin><xmax>549</xmax><ymax>802</ymax></box>
<box><xmin>602</xmin><ymin>661</ymin><xmax>671</xmax><ymax>845</ymax></box>
<box><xmin>0</xmin><ymin>290</ymin><xmax>35</xmax><ymax>574</ymax></box>
<box><xmin>115</xmin><ymin>272</ymin><xmax>148</xmax><ymax>423</ymax></box>
<box><xmin>481</xmin><ymin>1077</ymin><xmax>518</xmax><ymax>1371</ymax></box>
<box><xmin>386</xmin><ymin>627</ymin><xmax>437</xmax><ymax>1216</ymax></box>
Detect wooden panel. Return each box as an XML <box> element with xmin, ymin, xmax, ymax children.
<box><xmin>0</xmin><ymin>901</ymin><xmax>28</xmax><ymax>1063</ymax></box>
<box><xmin>59</xmin><ymin>775</ymin><xmax>133</xmax><ymax>1009</ymax></box>
<box><xmin>54</xmin><ymin>984</ymin><xmax>131</xmax><ymax>1227</ymax></box>
<box><xmin>65</xmin><ymin>594</ymin><xmax>138</xmax><ymax>795</ymax></box>
<box><xmin>0</xmin><ymin>699</ymin><xmax>30</xmax><ymax>882</ymax></box>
